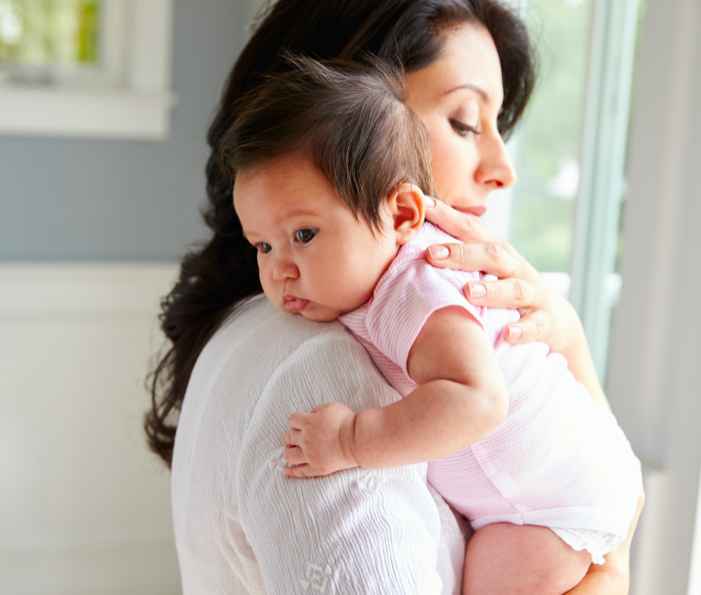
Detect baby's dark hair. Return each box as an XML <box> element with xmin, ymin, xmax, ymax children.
<box><xmin>218</xmin><ymin>55</ymin><xmax>436</xmax><ymax>231</ymax></box>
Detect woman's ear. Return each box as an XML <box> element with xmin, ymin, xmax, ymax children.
<box><xmin>386</xmin><ymin>183</ymin><xmax>426</xmax><ymax>245</ymax></box>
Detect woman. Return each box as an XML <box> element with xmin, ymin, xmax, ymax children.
<box><xmin>147</xmin><ymin>0</ymin><xmax>643</xmax><ymax>592</ymax></box>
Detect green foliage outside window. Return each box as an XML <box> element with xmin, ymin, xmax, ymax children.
<box><xmin>0</xmin><ymin>0</ymin><xmax>100</xmax><ymax>67</ymax></box>
<box><xmin>510</xmin><ymin>0</ymin><xmax>593</xmax><ymax>272</ymax></box>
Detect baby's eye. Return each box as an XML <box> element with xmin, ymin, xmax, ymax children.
<box><xmin>295</xmin><ymin>229</ymin><xmax>318</xmax><ymax>244</ymax></box>
<box><xmin>256</xmin><ymin>242</ymin><xmax>272</xmax><ymax>254</ymax></box>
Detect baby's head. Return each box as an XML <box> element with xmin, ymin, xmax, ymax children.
<box><xmin>220</xmin><ymin>56</ymin><xmax>435</xmax><ymax>321</ymax></box>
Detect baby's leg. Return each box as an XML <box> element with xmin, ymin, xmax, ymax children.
<box><xmin>463</xmin><ymin>523</ymin><xmax>591</xmax><ymax>595</ymax></box>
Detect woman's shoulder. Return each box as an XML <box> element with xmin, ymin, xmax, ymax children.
<box><xmin>183</xmin><ymin>295</ymin><xmax>399</xmax><ymax>429</ymax></box>
<box><xmin>173</xmin><ymin>295</ymin><xmax>405</xmax><ymax>503</ymax></box>
<box><xmin>208</xmin><ymin>294</ymin><xmax>350</xmax><ymax>360</ymax></box>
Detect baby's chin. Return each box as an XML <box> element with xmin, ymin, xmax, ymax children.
<box><xmin>272</xmin><ymin>299</ymin><xmax>342</xmax><ymax>322</ymax></box>
<box><xmin>299</xmin><ymin>306</ymin><xmax>343</xmax><ymax>323</ymax></box>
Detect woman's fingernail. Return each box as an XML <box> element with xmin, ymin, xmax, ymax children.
<box><xmin>424</xmin><ymin>196</ymin><xmax>436</xmax><ymax>207</ymax></box>
<box><xmin>428</xmin><ymin>245</ymin><xmax>449</xmax><ymax>259</ymax></box>
<box><xmin>469</xmin><ymin>284</ymin><xmax>486</xmax><ymax>298</ymax></box>
<box><xmin>509</xmin><ymin>326</ymin><xmax>522</xmax><ymax>339</ymax></box>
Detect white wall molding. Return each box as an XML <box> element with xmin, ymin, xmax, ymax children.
<box><xmin>0</xmin><ymin>263</ymin><xmax>178</xmax><ymax>317</ymax></box>
<box><xmin>0</xmin><ymin>544</ymin><xmax>181</xmax><ymax>595</ymax></box>
<box><xmin>0</xmin><ymin>263</ymin><xmax>181</xmax><ymax>594</ymax></box>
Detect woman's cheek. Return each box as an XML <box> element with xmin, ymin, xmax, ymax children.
<box><xmin>434</xmin><ymin>156</ymin><xmax>461</xmax><ymax>206</ymax></box>
<box><xmin>440</xmin><ymin>147</ymin><xmax>478</xmax><ymax>207</ymax></box>
<box><xmin>429</xmin><ymin>135</ymin><xmax>461</xmax><ymax>202</ymax></box>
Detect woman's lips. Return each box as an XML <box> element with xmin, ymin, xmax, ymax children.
<box><xmin>454</xmin><ymin>205</ymin><xmax>486</xmax><ymax>218</ymax></box>
<box><xmin>283</xmin><ymin>294</ymin><xmax>309</xmax><ymax>312</ymax></box>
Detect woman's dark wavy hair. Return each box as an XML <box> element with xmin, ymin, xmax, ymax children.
<box><xmin>146</xmin><ymin>0</ymin><xmax>537</xmax><ymax>467</ymax></box>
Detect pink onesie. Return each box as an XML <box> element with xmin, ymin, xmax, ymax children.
<box><xmin>338</xmin><ymin>223</ymin><xmax>641</xmax><ymax>563</ymax></box>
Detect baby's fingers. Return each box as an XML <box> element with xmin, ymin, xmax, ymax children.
<box><xmin>503</xmin><ymin>310</ymin><xmax>552</xmax><ymax>344</ymax></box>
<box><xmin>285</xmin><ymin>464</ymin><xmax>311</xmax><ymax>478</ymax></box>
<box><xmin>287</xmin><ymin>411</ymin><xmax>311</xmax><ymax>430</ymax></box>
<box><xmin>283</xmin><ymin>445</ymin><xmax>307</xmax><ymax>466</ymax></box>
<box><xmin>282</xmin><ymin>429</ymin><xmax>302</xmax><ymax>446</ymax></box>
<box><xmin>285</xmin><ymin>464</ymin><xmax>324</xmax><ymax>479</ymax></box>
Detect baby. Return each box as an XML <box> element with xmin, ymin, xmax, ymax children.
<box><xmin>221</xmin><ymin>56</ymin><xmax>641</xmax><ymax>594</ymax></box>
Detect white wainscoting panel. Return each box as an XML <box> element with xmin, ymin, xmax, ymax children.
<box><xmin>0</xmin><ymin>263</ymin><xmax>182</xmax><ymax>595</ymax></box>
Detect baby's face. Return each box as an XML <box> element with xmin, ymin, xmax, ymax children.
<box><xmin>234</xmin><ymin>154</ymin><xmax>399</xmax><ymax>322</ymax></box>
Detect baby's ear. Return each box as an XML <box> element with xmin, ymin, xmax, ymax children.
<box><xmin>387</xmin><ymin>183</ymin><xmax>426</xmax><ymax>245</ymax></box>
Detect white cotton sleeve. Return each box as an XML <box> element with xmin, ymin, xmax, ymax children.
<box><xmin>236</xmin><ymin>329</ymin><xmax>449</xmax><ymax>595</ymax></box>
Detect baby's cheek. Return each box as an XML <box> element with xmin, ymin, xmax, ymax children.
<box><xmin>317</xmin><ymin>251</ymin><xmax>381</xmax><ymax>312</ymax></box>
<box><xmin>258</xmin><ymin>272</ymin><xmax>279</xmax><ymax>306</ymax></box>
<box><xmin>335</xmin><ymin>273</ymin><xmax>376</xmax><ymax>311</ymax></box>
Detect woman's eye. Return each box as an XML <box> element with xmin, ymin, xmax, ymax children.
<box><xmin>450</xmin><ymin>119</ymin><xmax>480</xmax><ymax>137</ymax></box>
<box><xmin>257</xmin><ymin>242</ymin><xmax>272</xmax><ymax>254</ymax></box>
<box><xmin>295</xmin><ymin>229</ymin><xmax>318</xmax><ymax>244</ymax></box>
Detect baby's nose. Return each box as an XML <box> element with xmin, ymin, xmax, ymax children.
<box><xmin>272</xmin><ymin>257</ymin><xmax>300</xmax><ymax>281</ymax></box>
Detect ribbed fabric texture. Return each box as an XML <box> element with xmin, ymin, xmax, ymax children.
<box><xmin>171</xmin><ymin>296</ymin><xmax>469</xmax><ymax>594</ymax></box>
<box><xmin>339</xmin><ymin>223</ymin><xmax>642</xmax><ymax>561</ymax></box>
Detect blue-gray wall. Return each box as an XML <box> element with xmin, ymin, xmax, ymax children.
<box><xmin>0</xmin><ymin>0</ymin><xmax>249</xmax><ymax>261</ymax></box>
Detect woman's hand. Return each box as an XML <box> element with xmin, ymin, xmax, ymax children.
<box><xmin>424</xmin><ymin>197</ymin><xmax>580</xmax><ymax>352</ymax></box>
<box><xmin>423</xmin><ymin>197</ymin><xmax>609</xmax><ymax>410</ymax></box>
<box><xmin>282</xmin><ymin>402</ymin><xmax>359</xmax><ymax>478</ymax></box>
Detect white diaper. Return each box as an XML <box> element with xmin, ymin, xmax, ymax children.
<box><xmin>551</xmin><ymin>527</ymin><xmax>623</xmax><ymax>565</ymax></box>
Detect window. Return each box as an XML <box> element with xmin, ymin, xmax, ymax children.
<box><xmin>0</xmin><ymin>0</ymin><xmax>101</xmax><ymax>78</ymax></box>
<box><xmin>0</xmin><ymin>0</ymin><xmax>175</xmax><ymax>140</ymax></box>
<box><xmin>482</xmin><ymin>0</ymin><xmax>645</xmax><ymax>383</ymax></box>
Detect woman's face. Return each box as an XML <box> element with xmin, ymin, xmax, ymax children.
<box><xmin>405</xmin><ymin>23</ymin><xmax>516</xmax><ymax>217</ymax></box>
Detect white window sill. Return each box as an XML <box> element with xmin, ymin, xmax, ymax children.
<box><xmin>0</xmin><ymin>86</ymin><xmax>178</xmax><ymax>141</ymax></box>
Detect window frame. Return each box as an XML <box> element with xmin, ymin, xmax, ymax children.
<box><xmin>569</xmin><ymin>0</ymin><xmax>642</xmax><ymax>381</ymax></box>
<box><xmin>0</xmin><ymin>0</ymin><xmax>176</xmax><ymax>141</ymax></box>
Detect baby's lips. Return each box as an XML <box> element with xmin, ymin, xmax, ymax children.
<box><xmin>283</xmin><ymin>294</ymin><xmax>309</xmax><ymax>312</ymax></box>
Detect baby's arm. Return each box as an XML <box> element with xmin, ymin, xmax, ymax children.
<box><xmin>283</xmin><ymin>306</ymin><xmax>508</xmax><ymax>476</ymax></box>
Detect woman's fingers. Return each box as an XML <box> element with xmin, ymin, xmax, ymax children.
<box><xmin>424</xmin><ymin>199</ymin><xmax>591</xmax><ymax>357</ymax></box>
<box><xmin>427</xmin><ymin>241</ymin><xmax>528</xmax><ymax>281</ymax></box>
<box><xmin>427</xmin><ymin>200</ymin><xmax>483</xmax><ymax>237</ymax></box>
<box><xmin>503</xmin><ymin>310</ymin><xmax>552</xmax><ymax>344</ymax></box>
<box><xmin>425</xmin><ymin>198</ymin><xmax>521</xmax><ymax>258</ymax></box>
<box><xmin>463</xmin><ymin>278</ymin><xmax>558</xmax><ymax>345</ymax></box>
<box><xmin>463</xmin><ymin>278</ymin><xmax>557</xmax><ymax>344</ymax></box>
<box><xmin>464</xmin><ymin>278</ymin><xmax>536</xmax><ymax>308</ymax></box>
<box><xmin>424</xmin><ymin>197</ymin><xmax>489</xmax><ymax>242</ymax></box>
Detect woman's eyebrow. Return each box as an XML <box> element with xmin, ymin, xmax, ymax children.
<box><xmin>442</xmin><ymin>83</ymin><xmax>489</xmax><ymax>103</ymax></box>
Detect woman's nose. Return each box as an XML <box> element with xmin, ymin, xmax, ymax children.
<box><xmin>272</xmin><ymin>254</ymin><xmax>299</xmax><ymax>282</ymax></box>
<box><xmin>475</xmin><ymin>128</ymin><xmax>517</xmax><ymax>190</ymax></box>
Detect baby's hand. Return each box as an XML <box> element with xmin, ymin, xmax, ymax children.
<box><xmin>282</xmin><ymin>402</ymin><xmax>359</xmax><ymax>478</ymax></box>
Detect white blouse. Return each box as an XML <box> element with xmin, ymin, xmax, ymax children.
<box><xmin>171</xmin><ymin>295</ymin><xmax>469</xmax><ymax>594</ymax></box>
